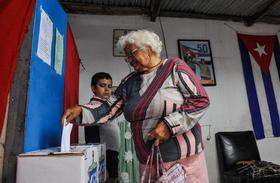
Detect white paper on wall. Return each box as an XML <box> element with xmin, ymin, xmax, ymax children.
<box><xmin>37</xmin><ymin>6</ymin><xmax>53</xmax><ymax>65</ymax></box>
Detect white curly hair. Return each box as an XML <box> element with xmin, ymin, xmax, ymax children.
<box><xmin>117</xmin><ymin>29</ymin><xmax>163</xmax><ymax>57</ymax></box>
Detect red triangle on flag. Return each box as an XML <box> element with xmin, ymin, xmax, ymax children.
<box><xmin>238</xmin><ymin>34</ymin><xmax>276</xmax><ymax>74</ymax></box>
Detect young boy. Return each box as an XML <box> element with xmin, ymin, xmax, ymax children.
<box><xmin>84</xmin><ymin>72</ymin><xmax>120</xmax><ymax>181</ymax></box>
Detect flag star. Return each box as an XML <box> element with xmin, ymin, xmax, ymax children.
<box><xmin>254</xmin><ymin>42</ymin><xmax>267</xmax><ymax>57</ymax></box>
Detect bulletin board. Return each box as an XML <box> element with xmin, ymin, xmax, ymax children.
<box><xmin>24</xmin><ymin>0</ymin><xmax>67</xmax><ymax>152</ymax></box>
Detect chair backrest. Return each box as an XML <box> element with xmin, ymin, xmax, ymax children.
<box><xmin>215</xmin><ymin>131</ymin><xmax>261</xmax><ymax>172</ymax></box>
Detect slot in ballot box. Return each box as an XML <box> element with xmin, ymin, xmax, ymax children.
<box><xmin>16</xmin><ymin>144</ymin><xmax>106</xmax><ymax>183</ymax></box>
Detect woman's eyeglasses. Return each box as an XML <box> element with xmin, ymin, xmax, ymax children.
<box><xmin>125</xmin><ymin>47</ymin><xmax>144</xmax><ymax>63</ymax></box>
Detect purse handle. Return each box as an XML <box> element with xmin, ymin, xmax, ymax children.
<box><xmin>140</xmin><ymin>144</ymin><xmax>167</xmax><ymax>183</ymax></box>
<box><xmin>156</xmin><ymin>145</ymin><xmax>167</xmax><ymax>176</ymax></box>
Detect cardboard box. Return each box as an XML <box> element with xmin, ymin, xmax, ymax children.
<box><xmin>16</xmin><ymin>144</ymin><xmax>106</xmax><ymax>183</ymax></box>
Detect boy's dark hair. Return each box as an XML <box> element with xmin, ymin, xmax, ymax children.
<box><xmin>91</xmin><ymin>72</ymin><xmax>112</xmax><ymax>86</ymax></box>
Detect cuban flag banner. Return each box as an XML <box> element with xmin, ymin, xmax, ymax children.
<box><xmin>238</xmin><ymin>33</ymin><xmax>280</xmax><ymax>139</ymax></box>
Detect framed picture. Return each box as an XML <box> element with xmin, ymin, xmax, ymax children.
<box><xmin>113</xmin><ymin>29</ymin><xmax>135</xmax><ymax>57</ymax></box>
<box><xmin>178</xmin><ymin>39</ymin><xmax>216</xmax><ymax>86</ymax></box>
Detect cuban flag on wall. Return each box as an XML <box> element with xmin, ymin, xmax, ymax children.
<box><xmin>238</xmin><ymin>33</ymin><xmax>280</xmax><ymax>139</ymax></box>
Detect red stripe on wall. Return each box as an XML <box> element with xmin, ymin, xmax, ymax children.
<box><xmin>64</xmin><ymin>24</ymin><xmax>80</xmax><ymax>143</ymax></box>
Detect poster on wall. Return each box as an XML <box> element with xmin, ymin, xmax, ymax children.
<box><xmin>178</xmin><ymin>39</ymin><xmax>216</xmax><ymax>86</ymax></box>
<box><xmin>37</xmin><ymin>7</ymin><xmax>53</xmax><ymax>65</ymax></box>
<box><xmin>54</xmin><ymin>28</ymin><xmax>64</xmax><ymax>75</ymax></box>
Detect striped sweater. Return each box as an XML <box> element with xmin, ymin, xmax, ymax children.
<box><xmin>78</xmin><ymin>58</ymin><xmax>210</xmax><ymax>163</ymax></box>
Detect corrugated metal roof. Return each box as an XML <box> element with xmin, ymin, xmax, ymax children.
<box><xmin>59</xmin><ymin>0</ymin><xmax>280</xmax><ymax>26</ymax></box>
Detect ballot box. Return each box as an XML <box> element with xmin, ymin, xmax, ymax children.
<box><xmin>97</xmin><ymin>143</ymin><xmax>106</xmax><ymax>183</ymax></box>
<box><xmin>16</xmin><ymin>144</ymin><xmax>106</xmax><ymax>183</ymax></box>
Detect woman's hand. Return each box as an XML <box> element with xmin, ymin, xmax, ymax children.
<box><xmin>148</xmin><ymin>122</ymin><xmax>171</xmax><ymax>146</ymax></box>
<box><xmin>61</xmin><ymin>105</ymin><xmax>82</xmax><ymax>125</ymax></box>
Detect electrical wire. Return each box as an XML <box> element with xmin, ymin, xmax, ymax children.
<box><xmin>158</xmin><ymin>16</ymin><xmax>168</xmax><ymax>58</ymax></box>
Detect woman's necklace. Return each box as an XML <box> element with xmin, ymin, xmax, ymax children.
<box><xmin>144</xmin><ymin>60</ymin><xmax>163</xmax><ymax>73</ymax></box>
<box><xmin>151</xmin><ymin>60</ymin><xmax>163</xmax><ymax>69</ymax></box>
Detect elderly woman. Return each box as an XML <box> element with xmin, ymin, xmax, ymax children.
<box><xmin>62</xmin><ymin>29</ymin><xmax>210</xmax><ymax>183</ymax></box>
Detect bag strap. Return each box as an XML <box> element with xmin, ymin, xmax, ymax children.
<box><xmin>140</xmin><ymin>144</ymin><xmax>155</xmax><ymax>183</ymax></box>
<box><xmin>148</xmin><ymin>145</ymin><xmax>155</xmax><ymax>183</ymax></box>
<box><xmin>156</xmin><ymin>145</ymin><xmax>167</xmax><ymax>176</ymax></box>
<box><xmin>130</xmin><ymin>58</ymin><xmax>180</xmax><ymax>122</ymax></box>
<box><xmin>140</xmin><ymin>144</ymin><xmax>168</xmax><ymax>182</ymax></box>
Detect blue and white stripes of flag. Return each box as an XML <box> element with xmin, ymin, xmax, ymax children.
<box><xmin>238</xmin><ymin>33</ymin><xmax>280</xmax><ymax>139</ymax></box>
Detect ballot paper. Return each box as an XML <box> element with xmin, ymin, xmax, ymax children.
<box><xmin>60</xmin><ymin>120</ymin><xmax>73</xmax><ymax>152</ymax></box>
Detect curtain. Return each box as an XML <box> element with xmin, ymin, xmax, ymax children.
<box><xmin>0</xmin><ymin>0</ymin><xmax>35</xmax><ymax>135</ymax></box>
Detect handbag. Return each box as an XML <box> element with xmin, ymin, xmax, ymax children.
<box><xmin>140</xmin><ymin>144</ymin><xmax>187</xmax><ymax>183</ymax></box>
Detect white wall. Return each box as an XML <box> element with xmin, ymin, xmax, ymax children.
<box><xmin>68</xmin><ymin>14</ymin><xmax>280</xmax><ymax>183</ymax></box>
